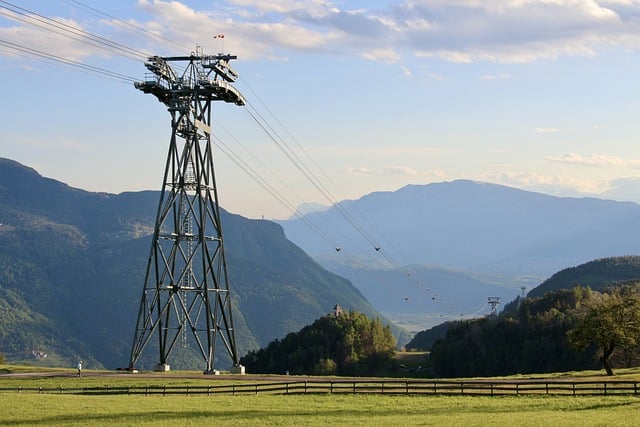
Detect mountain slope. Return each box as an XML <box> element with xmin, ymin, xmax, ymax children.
<box><xmin>280</xmin><ymin>180</ymin><xmax>640</xmax><ymax>277</ymax></box>
<box><xmin>528</xmin><ymin>256</ymin><xmax>640</xmax><ymax>298</ymax></box>
<box><xmin>0</xmin><ymin>158</ymin><xmax>388</xmax><ymax>370</ymax></box>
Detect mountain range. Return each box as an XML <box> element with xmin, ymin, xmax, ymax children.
<box><xmin>279</xmin><ymin>180</ymin><xmax>640</xmax><ymax>329</ymax></box>
<box><xmin>0</xmin><ymin>158</ymin><xmax>390</xmax><ymax>370</ymax></box>
<box><xmin>4</xmin><ymin>156</ymin><xmax>640</xmax><ymax>368</ymax></box>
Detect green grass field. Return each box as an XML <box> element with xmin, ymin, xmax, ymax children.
<box><xmin>2</xmin><ymin>365</ymin><xmax>640</xmax><ymax>426</ymax></box>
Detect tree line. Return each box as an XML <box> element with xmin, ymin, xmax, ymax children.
<box><xmin>429</xmin><ymin>283</ymin><xmax>640</xmax><ymax>377</ymax></box>
<box><xmin>240</xmin><ymin>310</ymin><xmax>396</xmax><ymax>376</ymax></box>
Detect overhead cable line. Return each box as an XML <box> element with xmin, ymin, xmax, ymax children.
<box><xmin>239</xmin><ymin>79</ymin><xmax>449</xmax><ymax>307</ymax></box>
<box><xmin>3</xmin><ymin>1</ymin><xmax>479</xmax><ymax>317</ymax></box>
<box><xmin>242</xmin><ymin>101</ymin><xmax>381</xmax><ymax>250</ymax></box>
<box><xmin>212</xmin><ymin>135</ymin><xmax>342</xmax><ymax>250</ymax></box>
<box><xmin>60</xmin><ymin>0</ymin><xmax>191</xmax><ymax>53</ymax></box>
<box><xmin>0</xmin><ymin>1</ymin><xmax>150</xmax><ymax>60</ymax></box>
<box><xmin>214</xmin><ymin>119</ymin><xmax>346</xmax><ymax>246</ymax></box>
<box><xmin>0</xmin><ymin>38</ymin><xmax>137</xmax><ymax>83</ymax></box>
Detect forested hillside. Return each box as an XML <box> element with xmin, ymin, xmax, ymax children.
<box><xmin>429</xmin><ymin>287</ymin><xmax>599</xmax><ymax>377</ymax></box>
<box><xmin>528</xmin><ymin>256</ymin><xmax>640</xmax><ymax>298</ymax></box>
<box><xmin>0</xmin><ymin>158</ymin><xmax>394</xmax><ymax>370</ymax></box>
<box><xmin>240</xmin><ymin>310</ymin><xmax>396</xmax><ymax>376</ymax></box>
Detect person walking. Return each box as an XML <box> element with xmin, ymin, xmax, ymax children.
<box><xmin>77</xmin><ymin>360</ymin><xmax>83</xmax><ymax>377</ymax></box>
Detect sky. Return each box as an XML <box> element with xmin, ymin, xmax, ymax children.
<box><xmin>1</xmin><ymin>0</ymin><xmax>640</xmax><ymax>219</ymax></box>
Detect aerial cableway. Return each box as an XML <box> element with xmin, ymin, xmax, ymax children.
<box><xmin>0</xmin><ymin>0</ymin><xmax>494</xmax><ymax>325</ymax></box>
<box><xmin>128</xmin><ymin>48</ymin><xmax>245</xmax><ymax>374</ymax></box>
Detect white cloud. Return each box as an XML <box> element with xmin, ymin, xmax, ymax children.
<box><xmin>481</xmin><ymin>72</ymin><xmax>512</xmax><ymax>80</ymax></box>
<box><xmin>361</xmin><ymin>47</ymin><xmax>401</xmax><ymax>62</ymax></box>
<box><xmin>545</xmin><ymin>153</ymin><xmax>640</xmax><ymax>168</ymax></box>
<box><xmin>401</xmin><ymin>65</ymin><xmax>413</xmax><ymax>77</ymax></box>
<box><xmin>127</xmin><ymin>0</ymin><xmax>640</xmax><ymax>64</ymax></box>
<box><xmin>3</xmin><ymin>0</ymin><xmax>640</xmax><ymax>65</ymax></box>
<box><xmin>383</xmin><ymin>166</ymin><xmax>418</xmax><ymax>176</ymax></box>
<box><xmin>0</xmin><ymin>10</ymin><xmax>106</xmax><ymax>61</ymax></box>
<box><xmin>484</xmin><ymin>170</ymin><xmax>610</xmax><ymax>195</ymax></box>
<box><xmin>346</xmin><ymin>166</ymin><xmax>375</xmax><ymax>175</ymax></box>
<box><xmin>346</xmin><ymin>165</ymin><xmax>418</xmax><ymax>176</ymax></box>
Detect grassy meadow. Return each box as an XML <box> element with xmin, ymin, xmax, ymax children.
<box><xmin>2</xmin><ymin>364</ymin><xmax>640</xmax><ymax>426</ymax></box>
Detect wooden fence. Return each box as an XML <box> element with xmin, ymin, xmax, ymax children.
<box><xmin>2</xmin><ymin>379</ymin><xmax>640</xmax><ymax>396</ymax></box>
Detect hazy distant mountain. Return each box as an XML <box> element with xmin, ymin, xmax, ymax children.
<box><xmin>0</xmin><ymin>158</ymin><xmax>393</xmax><ymax>370</ymax></box>
<box><xmin>280</xmin><ymin>180</ymin><xmax>640</xmax><ymax>276</ymax></box>
<box><xmin>278</xmin><ymin>180</ymin><xmax>640</xmax><ymax>326</ymax></box>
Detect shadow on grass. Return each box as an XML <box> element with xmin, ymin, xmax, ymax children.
<box><xmin>0</xmin><ymin>407</ymin><xmax>405</xmax><ymax>426</ymax></box>
<box><xmin>574</xmin><ymin>400</ymin><xmax>640</xmax><ymax>411</ymax></box>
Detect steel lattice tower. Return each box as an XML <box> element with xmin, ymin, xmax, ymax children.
<box><xmin>129</xmin><ymin>47</ymin><xmax>245</xmax><ymax>374</ymax></box>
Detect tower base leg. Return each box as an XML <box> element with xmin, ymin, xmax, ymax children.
<box><xmin>154</xmin><ymin>363</ymin><xmax>171</xmax><ymax>372</ymax></box>
<box><xmin>230</xmin><ymin>364</ymin><xmax>245</xmax><ymax>375</ymax></box>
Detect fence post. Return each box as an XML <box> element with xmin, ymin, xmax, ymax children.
<box><xmin>516</xmin><ymin>383</ymin><xmax>519</xmax><ymax>396</ymax></box>
<box><xmin>330</xmin><ymin>382</ymin><xmax>333</xmax><ymax>394</ymax></box>
<box><xmin>490</xmin><ymin>383</ymin><xmax>494</xmax><ymax>396</ymax></box>
<box><xmin>604</xmin><ymin>383</ymin><xmax>607</xmax><ymax>396</ymax></box>
<box><xmin>546</xmin><ymin>382</ymin><xmax>549</xmax><ymax>395</ymax></box>
<box><xmin>635</xmin><ymin>381</ymin><xmax>638</xmax><ymax>395</ymax></box>
<box><xmin>305</xmin><ymin>381</ymin><xmax>308</xmax><ymax>394</ymax></box>
<box><xmin>572</xmin><ymin>383</ymin><xmax>576</xmax><ymax>396</ymax></box>
<box><xmin>353</xmin><ymin>381</ymin><xmax>356</xmax><ymax>395</ymax></box>
<box><xmin>255</xmin><ymin>384</ymin><xmax>258</xmax><ymax>395</ymax></box>
<box><xmin>232</xmin><ymin>384</ymin><xmax>235</xmax><ymax>396</ymax></box>
<box><xmin>381</xmin><ymin>382</ymin><xmax>384</xmax><ymax>394</ymax></box>
<box><xmin>286</xmin><ymin>382</ymin><xmax>289</xmax><ymax>394</ymax></box>
<box><xmin>39</xmin><ymin>386</ymin><xmax>42</xmax><ymax>394</ymax></box>
<box><xmin>208</xmin><ymin>386</ymin><xmax>211</xmax><ymax>396</ymax></box>
<box><xmin>405</xmin><ymin>380</ymin><xmax>409</xmax><ymax>395</ymax></box>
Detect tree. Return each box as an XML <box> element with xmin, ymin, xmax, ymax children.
<box><xmin>568</xmin><ymin>288</ymin><xmax>640</xmax><ymax>376</ymax></box>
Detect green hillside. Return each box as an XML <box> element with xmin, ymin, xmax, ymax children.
<box><xmin>0</xmin><ymin>158</ymin><xmax>391</xmax><ymax>370</ymax></box>
<box><xmin>529</xmin><ymin>256</ymin><xmax>640</xmax><ymax>298</ymax></box>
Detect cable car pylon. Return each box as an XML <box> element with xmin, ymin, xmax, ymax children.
<box><xmin>128</xmin><ymin>46</ymin><xmax>245</xmax><ymax>374</ymax></box>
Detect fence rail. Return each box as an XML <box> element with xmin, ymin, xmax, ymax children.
<box><xmin>2</xmin><ymin>379</ymin><xmax>639</xmax><ymax>397</ymax></box>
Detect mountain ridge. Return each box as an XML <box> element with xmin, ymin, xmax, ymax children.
<box><xmin>0</xmin><ymin>158</ymin><xmax>394</xmax><ymax>370</ymax></box>
<box><xmin>279</xmin><ymin>179</ymin><xmax>640</xmax><ymax>328</ymax></box>
<box><xmin>280</xmin><ymin>179</ymin><xmax>640</xmax><ymax>276</ymax></box>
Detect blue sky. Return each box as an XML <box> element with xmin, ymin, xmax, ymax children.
<box><xmin>1</xmin><ymin>0</ymin><xmax>640</xmax><ymax>219</ymax></box>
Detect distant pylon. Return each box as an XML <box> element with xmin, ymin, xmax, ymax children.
<box><xmin>487</xmin><ymin>296</ymin><xmax>501</xmax><ymax>318</ymax></box>
<box><xmin>518</xmin><ymin>286</ymin><xmax>527</xmax><ymax>307</ymax></box>
<box><xmin>129</xmin><ymin>47</ymin><xmax>245</xmax><ymax>374</ymax></box>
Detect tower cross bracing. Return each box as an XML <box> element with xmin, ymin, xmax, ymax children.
<box><xmin>129</xmin><ymin>47</ymin><xmax>245</xmax><ymax>374</ymax></box>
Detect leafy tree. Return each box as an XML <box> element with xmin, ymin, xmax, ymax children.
<box><xmin>568</xmin><ymin>287</ymin><xmax>640</xmax><ymax>375</ymax></box>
